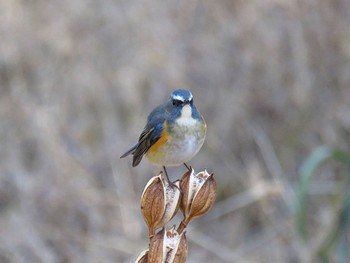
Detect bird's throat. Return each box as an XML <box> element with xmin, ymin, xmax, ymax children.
<box><xmin>176</xmin><ymin>105</ymin><xmax>196</xmax><ymax>126</ymax></box>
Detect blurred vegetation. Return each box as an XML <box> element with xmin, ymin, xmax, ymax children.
<box><xmin>1</xmin><ymin>0</ymin><xmax>350</xmax><ymax>262</ymax></box>
<box><xmin>296</xmin><ymin>146</ymin><xmax>350</xmax><ymax>263</ymax></box>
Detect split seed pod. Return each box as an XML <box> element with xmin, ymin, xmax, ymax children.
<box><xmin>141</xmin><ymin>173</ymin><xmax>181</xmax><ymax>236</ymax></box>
<box><xmin>135</xmin><ymin>249</ymin><xmax>148</xmax><ymax>263</ymax></box>
<box><xmin>180</xmin><ymin>169</ymin><xmax>216</xmax><ymax>222</ymax></box>
<box><xmin>148</xmin><ymin>227</ymin><xmax>188</xmax><ymax>263</ymax></box>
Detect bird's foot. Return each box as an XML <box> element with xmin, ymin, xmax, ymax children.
<box><xmin>183</xmin><ymin>163</ymin><xmax>192</xmax><ymax>171</ymax></box>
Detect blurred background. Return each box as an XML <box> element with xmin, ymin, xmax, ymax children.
<box><xmin>1</xmin><ymin>0</ymin><xmax>350</xmax><ymax>262</ymax></box>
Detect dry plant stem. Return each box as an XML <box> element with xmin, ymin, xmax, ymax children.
<box><xmin>177</xmin><ymin>218</ymin><xmax>190</xmax><ymax>234</ymax></box>
<box><xmin>149</xmin><ymin>230</ymin><xmax>155</xmax><ymax>240</ymax></box>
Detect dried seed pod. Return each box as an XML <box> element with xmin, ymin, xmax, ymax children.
<box><xmin>180</xmin><ymin>169</ymin><xmax>216</xmax><ymax>222</ymax></box>
<box><xmin>148</xmin><ymin>228</ymin><xmax>164</xmax><ymax>263</ymax></box>
<box><xmin>141</xmin><ymin>173</ymin><xmax>181</xmax><ymax>236</ymax></box>
<box><xmin>135</xmin><ymin>249</ymin><xmax>148</xmax><ymax>263</ymax></box>
<box><xmin>157</xmin><ymin>179</ymin><xmax>181</xmax><ymax>229</ymax></box>
<box><xmin>141</xmin><ymin>175</ymin><xmax>164</xmax><ymax>236</ymax></box>
<box><xmin>169</xmin><ymin>229</ymin><xmax>187</xmax><ymax>263</ymax></box>
<box><xmin>148</xmin><ymin>227</ymin><xmax>187</xmax><ymax>263</ymax></box>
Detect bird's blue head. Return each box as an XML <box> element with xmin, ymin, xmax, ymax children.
<box><xmin>166</xmin><ymin>89</ymin><xmax>203</xmax><ymax>122</ymax></box>
<box><xmin>170</xmin><ymin>89</ymin><xmax>193</xmax><ymax>107</ymax></box>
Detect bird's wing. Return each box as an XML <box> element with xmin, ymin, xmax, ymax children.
<box><xmin>120</xmin><ymin>104</ymin><xmax>167</xmax><ymax>167</ymax></box>
<box><xmin>119</xmin><ymin>128</ymin><xmax>154</xmax><ymax>159</ymax></box>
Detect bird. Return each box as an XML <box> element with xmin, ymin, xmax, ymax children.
<box><xmin>120</xmin><ymin>89</ymin><xmax>206</xmax><ymax>182</ymax></box>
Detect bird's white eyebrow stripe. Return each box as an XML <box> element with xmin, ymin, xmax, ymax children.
<box><xmin>172</xmin><ymin>94</ymin><xmax>185</xmax><ymax>101</ymax></box>
<box><xmin>172</xmin><ymin>94</ymin><xmax>193</xmax><ymax>101</ymax></box>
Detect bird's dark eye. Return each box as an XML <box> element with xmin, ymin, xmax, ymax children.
<box><xmin>172</xmin><ymin>99</ymin><xmax>183</xmax><ymax>106</ymax></box>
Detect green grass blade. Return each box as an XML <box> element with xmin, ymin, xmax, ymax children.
<box><xmin>295</xmin><ymin>146</ymin><xmax>333</xmax><ymax>239</ymax></box>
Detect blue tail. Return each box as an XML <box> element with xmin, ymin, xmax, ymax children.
<box><xmin>120</xmin><ymin>143</ymin><xmax>138</xmax><ymax>159</ymax></box>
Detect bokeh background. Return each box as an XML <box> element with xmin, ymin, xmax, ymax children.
<box><xmin>1</xmin><ymin>0</ymin><xmax>350</xmax><ymax>262</ymax></box>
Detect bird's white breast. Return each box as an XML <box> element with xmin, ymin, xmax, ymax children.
<box><xmin>146</xmin><ymin>104</ymin><xmax>206</xmax><ymax>166</ymax></box>
<box><xmin>175</xmin><ymin>105</ymin><xmax>197</xmax><ymax>126</ymax></box>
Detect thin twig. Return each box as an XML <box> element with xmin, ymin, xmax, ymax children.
<box><xmin>251</xmin><ymin>125</ymin><xmax>295</xmax><ymax>212</ymax></box>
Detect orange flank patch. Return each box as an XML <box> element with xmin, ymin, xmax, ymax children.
<box><xmin>148</xmin><ymin>125</ymin><xmax>169</xmax><ymax>154</ymax></box>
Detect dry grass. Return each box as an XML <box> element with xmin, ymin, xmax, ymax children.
<box><xmin>1</xmin><ymin>0</ymin><xmax>350</xmax><ymax>262</ymax></box>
